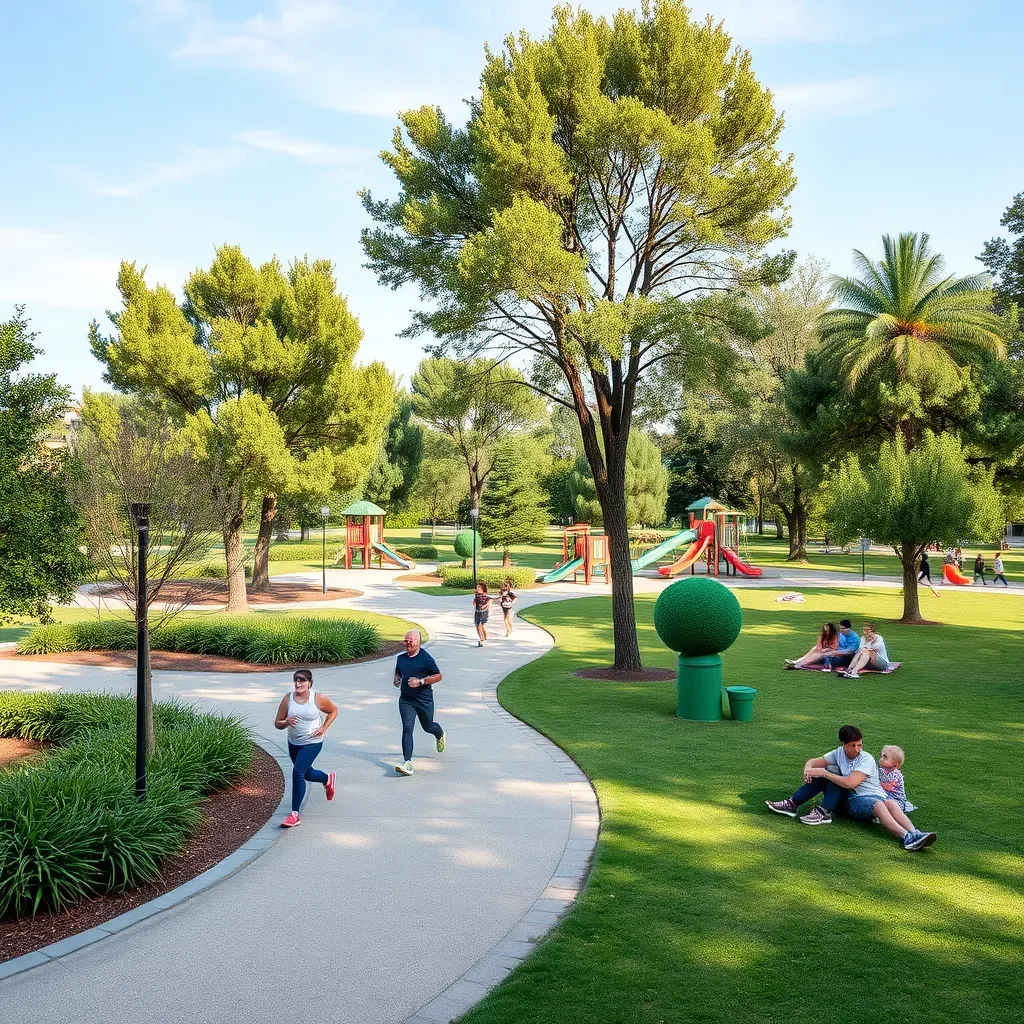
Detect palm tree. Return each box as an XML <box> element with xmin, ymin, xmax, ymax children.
<box><xmin>819</xmin><ymin>233</ymin><xmax>1004</xmax><ymax>443</ymax></box>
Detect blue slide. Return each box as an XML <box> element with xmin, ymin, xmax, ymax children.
<box><xmin>536</xmin><ymin>555</ymin><xmax>585</xmax><ymax>584</ymax></box>
<box><xmin>630</xmin><ymin>528</ymin><xmax>698</xmax><ymax>573</ymax></box>
<box><xmin>372</xmin><ymin>541</ymin><xmax>412</xmax><ymax>569</ymax></box>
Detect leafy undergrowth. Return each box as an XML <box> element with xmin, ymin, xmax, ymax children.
<box><xmin>461</xmin><ymin>586</ymin><xmax>1024</xmax><ymax>1024</ymax></box>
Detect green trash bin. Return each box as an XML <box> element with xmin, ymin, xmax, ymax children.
<box><xmin>726</xmin><ymin>685</ymin><xmax>757</xmax><ymax>722</ymax></box>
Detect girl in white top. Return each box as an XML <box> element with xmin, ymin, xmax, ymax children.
<box><xmin>274</xmin><ymin>669</ymin><xmax>339</xmax><ymax>828</ymax></box>
<box><xmin>839</xmin><ymin>622</ymin><xmax>890</xmax><ymax>679</ymax></box>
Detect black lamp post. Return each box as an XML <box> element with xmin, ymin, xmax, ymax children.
<box><xmin>321</xmin><ymin>506</ymin><xmax>330</xmax><ymax>593</ymax></box>
<box><xmin>468</xmin><ymin>505</ymin><xmax>479</xmax><ymax>584</ymax></box>
<box><xmin>130</xmin><ymin>502</ymin><xmax>150</xmax><ymax>801</ymax></box>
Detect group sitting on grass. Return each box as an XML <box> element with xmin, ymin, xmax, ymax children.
<box><xmin>767</xmin><ymin>724</ymin><xmax>936</xmax><ymax>851</ymax></box>
<box><xmin>784</xmin><ymin>619</ymin><xmax>890</xmax><ymax>677</ymax></box>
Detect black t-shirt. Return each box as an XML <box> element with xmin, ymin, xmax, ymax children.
<box><xmin>395</xmin><ymin>649</ymin><xmax>440</xmax><ymax>701</ymax></box>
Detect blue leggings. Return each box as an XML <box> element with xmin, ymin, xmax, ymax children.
<box><xmin>399</xmin><ymin>697</ymin><xmax>443</xmax><ymax>761</ymax></box>
<box><xmin>288</xmin><ymin>742</ymin><xmax>328</xmax><ymax>812</ymax></box>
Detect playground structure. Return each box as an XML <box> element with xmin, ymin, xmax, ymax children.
<box><xmin>536</xmin><ymin>524</ymin><xmax>611</xmax><ymax>584</ymax></box>
<box><xmin>658</xmin><ymin>498</ymin><xmax>762</xmax><ymax>578</ymax></box>
<box><xmin>340</xmin><ymin>500</ymin><xmax>412</xmax><ymax>570</ymax></box>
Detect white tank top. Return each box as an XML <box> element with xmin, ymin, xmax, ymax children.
<box><xmin>287</xmin><ymin>687</ymin><xmax>322</xmax><ymax>745</ymax></box>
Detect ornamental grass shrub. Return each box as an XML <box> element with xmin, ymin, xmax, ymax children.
<box><xmin>0</xmin><ymin>692</ymin><xmax>251</xmax><ymax>919</ymax></box>
<box><xmin>437</xmin><ymin>565</ymin><xmax>536</xmax><ymax>589</ymax></box>
<box><xmin>18</xmin><ymin>615</ymin><xmax>383</xmax><ymax>665</ymax></box>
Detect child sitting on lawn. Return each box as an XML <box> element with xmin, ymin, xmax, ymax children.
<box><xmin>878</xmin><ymin>745</ymin><xmax>908</xmax><ymax>810</ymax></box>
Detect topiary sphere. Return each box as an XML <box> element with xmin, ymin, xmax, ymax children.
<box><xmin>654</xmin><ymin>577</ymin><xmax>742</xmax><ymax>656</ymax></box>
<box><xmin>453</xmin><ymin>530</ymin><xmax>482</xmax><ymax>559</ymax></box>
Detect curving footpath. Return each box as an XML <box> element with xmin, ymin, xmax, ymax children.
<box><xmin>0</xmin><ymin>569</ymin><xmax>601</xmax><ymax>1024</ymax></box>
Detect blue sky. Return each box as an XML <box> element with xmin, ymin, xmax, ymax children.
<box><xmin>2</xmin><ymin>0</ymin><xmax>1021</xmax><ymax>394</ymax></box>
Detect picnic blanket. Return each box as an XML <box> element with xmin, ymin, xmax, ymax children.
<box><xmin>795</xmin><ymin>661</ymin><xmax>902</xmax><ymax>675</ymax></box>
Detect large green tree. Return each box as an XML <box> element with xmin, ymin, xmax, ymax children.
<box><xmin>364</xmin><ymin>394</ymin><xmax>424</xmax><ymax>511</ymax></box>
<box><xmin>979</xmin><ymin>191</ymin><xmax>1024</xmax><ymax>323</ymax></box>
<box><xmin>410</xmin><ymin>358</ymin><xmax>545</xmax><ymax>506</ymax></box>
<box><xmin>479</xmin><ymin>440</ymin><xmax>551</xmax><ymax>564</ymax></box>
<box><xmin>0</xmin><ymin>309</ymin><xmax>88</xmax><ymax>622</ymax></box>
<box><xmin>828</xmin><ymin>433</ymin><xmax>1003</xmax><ymax>623</ymax></box>
<box><xmin>362</xmin><ymin>1</ymin><xmax>795</xmax><ymax>668</ymax></box>
<box><xmin>91</xmin><ymin>248</ymin><xmax>392</xmax><ymax>609</ymax></box>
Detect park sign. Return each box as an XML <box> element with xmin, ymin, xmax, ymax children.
<box><xmin>860</xmin><ymin>537</ymin><xmax>872</xmax><ymax>551</ymax></box>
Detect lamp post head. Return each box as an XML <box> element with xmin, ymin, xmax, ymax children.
<box><xmin>320</xmin><ymin>506</ymin><xmax>330</xmax><ymax>518</ymax></box>
<box><xmin>469</xmin><ymin>506</ymin><xmax>479</xmax><ymax>519</ymax></box>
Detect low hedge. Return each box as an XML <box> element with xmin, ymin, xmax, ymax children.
<box><xmin>398</xmin><ymin>544</ymin><xmax>437</xmax><ymax>560</ymax></box>
<box><xmin>0</xmin><ymin>691</ymin><xmax>252</xmax><ymax>919</ymax></box>
<box><xmin>267</xmin><ymin>542</ymin><xmax>342</xmax><ymax>562</ymax></box>
<box><xmin>436</xmin><ymin>565</ymin><xmax>536</xmax><ymax>589</ymax></box>
<box><xmin>18</xmin><ymin>615</ymin><xmax>383</xmax><ymax>665</ymax></box>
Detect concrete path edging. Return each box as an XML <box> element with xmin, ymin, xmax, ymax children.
<box><xmin>0</xmin><ymin>733</ymin><xmax>293</xmax><ymax>983</ymax></box>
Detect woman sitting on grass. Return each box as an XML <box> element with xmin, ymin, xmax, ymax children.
<box><xmin>838</xmin><ymin>622</ymin><xmax>889</xmax><ymax>679</ymax></box>
<box><xmin>784</xmin><ymin>622</ymin><xmax>839</xmax><ymax>671</ymax></box>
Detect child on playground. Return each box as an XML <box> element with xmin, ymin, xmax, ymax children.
<box><xmin>878</xmin><ymin>745</ymin><xmax>909</xmax><ymax>811</ymax></box>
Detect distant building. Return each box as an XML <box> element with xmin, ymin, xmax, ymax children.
<box><xmin>40</xmin><ymin>404</ymin><xmax>81</xmax><ymax>451</ymax></box>
<box><xmin>1004</xmin><ymin>522</ymin><xmax>1023</xmax><ymax>548</ymax></box>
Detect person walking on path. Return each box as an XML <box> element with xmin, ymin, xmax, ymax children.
<box><xmin>992</xmin><ymin>553</ymin><xmax>1009</xmax><ymax>586</ymax></box>
<box><xmin>274</xmin><ymin>669</ymin><xmax>338</xmax><ymax>828</ymax></box>
<box><xmin>918</xmin><ymin>550</ymin><xmax>939</xmax><ymax>597</ymax></box>
<box><xmin>498</xmin><ymin>581</ymin><xmax>517</xmax><ymax>637</ymax></box>
<box><xmin>393</xmin><ymin>629</ymin><xmax>445</xmax><ymax>776</ymax></box>
<box><xmin>973</xmin><ymin>553</ymin><xmax>987</xmax><ymax>586</ymax></box>
<box><xmin>472</xmin><ymin>582</ymin><xmax>492</xmax><ymax>647</ymax></box>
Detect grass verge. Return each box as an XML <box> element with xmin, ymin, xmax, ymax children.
<box><xmin>460</xmin><ymin>586</ymin><xmax>1023</xmax><ymax>1024</ymax></box>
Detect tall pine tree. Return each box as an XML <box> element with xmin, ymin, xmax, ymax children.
<box><xmin>479</xmin><ymin>442</ymin><xmax>550</xmax><ymax>565</ymax></box>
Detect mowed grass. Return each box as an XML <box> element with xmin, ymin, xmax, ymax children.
<box><xmin>461</xmin><ymin>587</ymin><xmax>1024</xmax><ymax>1024</ymax></box>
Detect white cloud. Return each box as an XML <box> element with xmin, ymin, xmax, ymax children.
<box><xmin>772</xmin><ymin>76</ymin><xmax>899</xmax><ymax>116</ymax></box>
<box><xmin>234</xmin><ymin>129</ymin><xmax>370</xmax><ymax>167</ymax></box>
<box><xmin>93</xmin><ymin>144</ymin><xmax>247</xmax><ymax>198</ymax></box>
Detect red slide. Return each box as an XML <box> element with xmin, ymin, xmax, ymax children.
<box><xmin>721</xmin><ymin>547</ymin><xmax>763</xmax><ymax>577</ymax></box>
<box><xmin>943</xmin><ymin>563</ymin><xmax>971</xmax><ymax>585</ymax></box>
<box><xmin>658</xmin><ymin>535</ymin><xmax>712</xmax><ymax>577</ymax></box>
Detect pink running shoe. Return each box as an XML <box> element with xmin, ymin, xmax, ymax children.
<box><xmin>325</xmin><ymin>771</ymin><xmax>336</xmax><ymax>802</ymax></box>
<box><xmin>281</xmin><ymin>811</ymin><xmax>301</xmax><ymax>828</ymax></box>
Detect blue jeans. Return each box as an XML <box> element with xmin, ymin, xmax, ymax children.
<box><xmin>791</xmin><ymin>777</ymin><xmax>848</xmax><ymax>814</ymax></box>
<box><xmin>399</xmin><ymin>696</ymin><xmax>443</xmax><ymax>761</ymax></box>
<box><xmin>288</xmin><ymin>741</ymin><xmax>328</xmax><ymax>813</ymax></box>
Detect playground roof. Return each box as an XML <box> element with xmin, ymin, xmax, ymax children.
<box><xmin>341</xmin><ymin>500</ymin><xmax>388</xmax><ymax>517</ymax></box>
<box><xmin>686</xmin><ymin>497</ymin><xmax>728</xmax><ymax>511</ymax></box>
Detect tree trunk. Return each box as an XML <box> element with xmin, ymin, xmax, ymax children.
<box><xmin>502</xmin><ymin>548</ymin><xmax>511</xmax><ymax>567</ymax></box>
<box><xmin>900</xmin><ymin>546</ymin><xmax>924</xmax><ymax>624</ymax></box>
<box><xmin>775</xmin><ymin>516</ymin><xmax>785</xmax><ymax>539</ymax></box>
<box><xmin>796</xmin><ymin>508</ymin><xmax>808</xmax><ymax>560</ymax></box>
<box><xmin>300</xmin><ymin>524</ymin><xmax>310</xmax><ymax>541</ymax></box>
<box><xmin>597</xmin><ymin>470</ymin><xmax>642</xmax><ymax>672</ymax></box>
<box><xmin>250</xmin><ymin>493</ymin><xmax>277</xmax><ymax>592</ymax></box>
<box><xmin>223</xmin><ymin>516</ymin><xmax>248</xmax><ymax>613</ymax></box>
<box><xmin>756</xmin><ymin>490</ymin><xmax>764</xmax><ymax>535</ymax></box>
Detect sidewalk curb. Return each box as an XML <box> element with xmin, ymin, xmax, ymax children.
<box><xmin>401</xmin><ymin>659</ymin><xmax>600</xmax><ymax>1024</ymax></box>
<box><xmin>0</xmin><ymin>732</ymin><xmax>292</xmax><ymax>983</ymax></box>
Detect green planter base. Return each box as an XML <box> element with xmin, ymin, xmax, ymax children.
<box><xmin>676</xmin><ymin>653</ymin><xmax>723</xmax><ymax>721</ymax></box>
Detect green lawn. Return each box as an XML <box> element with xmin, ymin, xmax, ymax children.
<box><xmin>461</xmin><ymin>587</ymin><xmax>1023</xmax><ymax>1024</ymax></box>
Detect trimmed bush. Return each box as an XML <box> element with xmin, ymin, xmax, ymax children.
<box><xmin>19</xmin><ymin>614</ymin><xmax>384</xmax><ymax>665</ymax></box>
<box><xmin>398</xmin><ymin>544</ymin><xmax>438</xmax><ymax>560</ymax></box>
<box><xmin>436</xmin><ymin>565</ymin><xmax>536</xmax><ymax>589</ymax></box>
<box><xmin>453</xmin><ymin>531</ymin><xmax>482</xmax><ymax>560</ymax></box>
<box><xmin>0</xmin><ymin>692</ymin><xmax>252</xmax><ymax>919</ymax></box>
<box><xmin>267</xmin><ymin>542</ymin><xmax>343</xmax><ymax>562</ymax></box>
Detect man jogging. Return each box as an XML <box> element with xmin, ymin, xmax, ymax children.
<box><xmin>393</xmin><ymin>629</ymin><xmax>445</xmax><ymax>776</ymax></box>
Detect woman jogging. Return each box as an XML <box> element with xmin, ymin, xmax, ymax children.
<box><xmin>498</xmin><ymin>580</ymin><xmax>517</xmax><ymax>637</ymax></box>
<box><xmin>472</xmin><ymin>581</ymin><xmax>492</xmax><ymax>647</ymax></box>
<box><xmin>274</xmin><ymin>668</ymin><xmax>338</xmax><ymax>828</ymax></box>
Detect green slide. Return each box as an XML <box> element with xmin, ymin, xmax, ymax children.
<box><xmin>630</xmin><ymin>528</ymin><xmax>698</xmax><ymax>573</ymax></box>
<box><xmin>536</xmin><ymin>555</ymin><xmax>585</xmax><ymax>584</ymax></box>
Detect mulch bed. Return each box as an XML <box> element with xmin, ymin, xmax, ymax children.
<box><xmin>92</xmin><ymin>580</ymin><xmax>360</xmax><ymax>606</ymax></box>
<box><xmin>0</xmin><ymin>742</ymin><xmax>284</xmax><ymax>965</ymax></box>
<box><xmin>574</xmin><ymin>667</ymin><xmax>675</xmax><ymax>682</ymax></box>
<box><xmin>0</xmin><ymin>640</ymin><xmax>406</xmax><ymax>673</ymax></box>
<box><xmin>397</xmin><ymin>572</ymin><xmax>447</xmax><ymax>585</ymax></box>
<box><xmin>0</xmin><ymin>737</ymin><xmax>47</xmax><ymax>769</ymax></box>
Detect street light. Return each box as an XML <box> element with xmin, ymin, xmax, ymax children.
<box><xmin>468</xmin><ymin>505</ymin><xmax>480</xmax><ymax>586</ymax></box>
<box><xmin>320</xmin><ymin>506</ymin><xmax>331</xmax><ymax>593</ymax></box>
<box><xmin>129</xmin><ymin>502</ymin><xmax>150</xmax><ymax>801</ymax></box>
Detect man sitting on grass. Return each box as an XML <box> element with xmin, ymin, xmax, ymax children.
<box><xmin>838</xmin><ymin>621</ymin><xmax>889</xmax><ymax>678</ymax></box>
<box><xmin>766</xmin><ymin>724</ymin><xmax>936</xmax><ymax>851</ymax></box>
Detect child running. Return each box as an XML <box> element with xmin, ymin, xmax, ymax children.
<box><xmin>274</xmin><ymin>669</ymin><xmax>338</xmax><ymax>828</ymax></box>
<box><xmin>472</xmin><ymin>581</ymin><xmax>491</xmax><ymax>647</ymax></box>
<box><xmin>498</xmin><ymin>580</ymin><xmax>517</xmax><ymax>637</ymax></box>
<box><xmin>878</xmin><ymin>744</ymin><xmax>909</xmax><ymax>810</ymax></box>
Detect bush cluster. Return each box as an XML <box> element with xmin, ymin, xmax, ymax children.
<box><xmin>267</xmin><ymin>542</ymin><xmax>342</xmax><ymax>562</ymax></box>
<box><xmin>18</xmin><ymin>615</ymin><xmax>383</xmax><ymax>665</ymax></box>
<box><xmin>398</xmin><ymin>544</ymin><xmax>438</xmax><ymax>560</ymax></box>
<box><xmin>0</xmin><ymin>692</ymin><xmax>252</xmax><ymax>919</ymax></box>
<box><xmin>436</xmin><ymin>565</ymin><xmax>536</xmax><ymax>589</ymax></box>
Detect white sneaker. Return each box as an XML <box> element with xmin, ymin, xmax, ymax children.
<box><xmin>846</xmin><ymin>671</ymin><xmax>860</xmax><ymax>679</ymax></box>
<box><xmin>395</xmin><ymin>760</ymin><xmax>414</xmax><ymax>776</ymax></box>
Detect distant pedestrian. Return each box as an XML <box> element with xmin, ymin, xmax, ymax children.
<box><xmin>498</xmin><ymin>580</ymin><xmax>517</xmax><ymax>637</ymax></box>
<box><xmin>472</xmin><ymin>582</ymin><xmax>491</xmax><ymax>647</ymax></box>
<box><xmin>918</xmin><ymin>551</ymin><xmax>931</xmax><ymax>584</ymax></box>
<box><xmin>992</xmin><ymin>553</ymin><xmax>1008</xmax><ymax>586</ymax></box>
<box><xmin>274</xmin><ymin>669</ymin><xmax>338</xmax><ymax>828</ymax></box>
<box><xmin>973</xmin><ymin>553</ymin><xmax>987</xmax><ymax>586</ymax></box>
<box><xmin>393</xmin><ymin>629</ymin><xmax>445</xmax><ymax>777</ymax></box>
<box><xmin>955</xmin><ymin>546</ymin><xmax>963</xmax><ymax>569</ymax></box>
